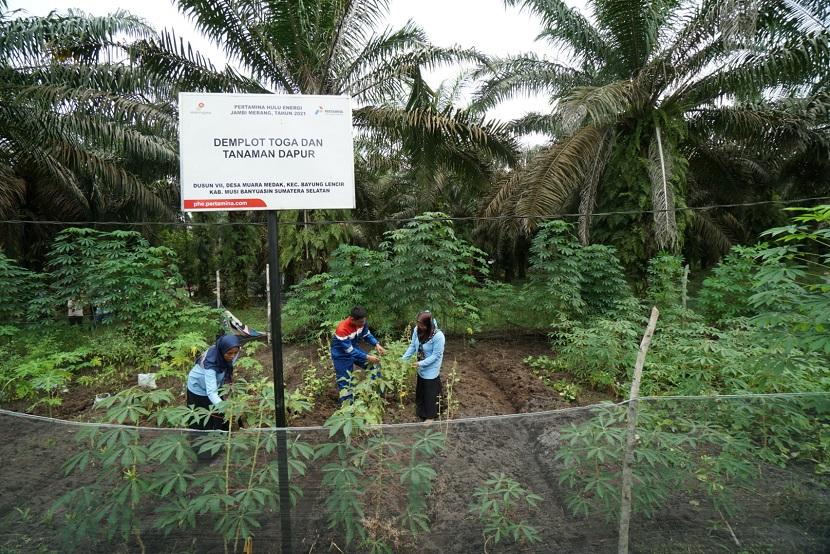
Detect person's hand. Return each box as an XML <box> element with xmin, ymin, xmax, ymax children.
<box><xmin>411</xmin><ymin>361</ymin><xmax>419</xmax><ymax>370</ymax></box>
<box><xmin>367</xmin><ymin>354</ymin><xmax>380</xmax><ymax>364</ymax></box>
<box><xmin>375</xmin><ymin>344</ymin><xmax>386</xmax><ymax>356</ymax></box>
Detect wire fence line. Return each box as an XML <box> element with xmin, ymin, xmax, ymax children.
<box><xmin>1</xmin><ymin>391</ymin><xmax>827</xmax><ymax>431</ymax></box>
<box><xmin>1</xmin><ymin>195</ymin><xmax>828</xmax><ymax>228</ymax></box>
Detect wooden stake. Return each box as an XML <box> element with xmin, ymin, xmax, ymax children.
<box><xmin>681</xmin><ymin>264</ymin><xmax>690</xmax><ymax>311</ymax></box>
<box><xmin>618</xmin><ymin>306</ymin><xmax>660</xmax><ymax>554</ymax></box>
<box><xmin>216</xmin><ymin>269</ymin><xmax>221</xmax><ymax>308</ymax></box>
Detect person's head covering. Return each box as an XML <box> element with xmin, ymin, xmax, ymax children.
<box><xmin>417</xmin><ymin>310</ymin><xmax>438</xmax><ymax>343</ymax></box>
<box><xmin>203</xmin><ymin>334</ymin><xmax>241</xmax><ymax>377</ymax></box>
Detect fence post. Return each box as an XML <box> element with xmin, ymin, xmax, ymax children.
<box><xmin>618</xmin><ymin>306</ymin><xmax>660</xmax><ymax>554</ymax></box>
<box><xmin>681</xmin><ymin>264</ymin><xmax>690</xmax><ymax>311</ymax></box>
<box><xmin>216</xmin><ymin>270</ymin><xmax>221</xmax><ymax>308</ymax></box>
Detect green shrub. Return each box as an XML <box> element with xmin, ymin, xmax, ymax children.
<box><xmin>469</xmin><ymin>472</ymin><xmax>542</xmax><ymax>548</ymax></box>
<box><xmin>750</xmin><ymin>206</ymin><xmax>830</xmax><ymax>353</ymax></box>
<box><xmin>0</xmin><ymin>253</ymin><xmax>41</xmax><ymax>322</ymax></box>
<box><xmin>50</xmin><ymin>381</ymin><xmax>314</xmax><ymax>550</ymax></box>
<box><xmin>524</xmin><ymin>221</ymin><xmax>634</xmax><ymax>324</ymax></box>
<box><xmin>697</xmin><ymin>245</ymin><xmax>766</xmax><ymax>322</ymax></box>
<box><xmin>318</xmin><ymin>407</ymin><xmax>445</xmax><ymax>551</ymax></box>
<box><xmin>283</xmin><ymin>213</ymin><xmax>487</xmax><ymax>338</ymax></box>
<box><xmin>27</xmin><ymin>228</ymin><xmax>218</xmax><ymax>338</ymax></box>
<box><xmin>556</xmin><ymin>402</ymin><xmax>758</xmax><ymax>521</ymax></box>
<box><xmin>647</xmin><ymin>252</ymin><xmax>684</xmax><ymax>311</ymax></box>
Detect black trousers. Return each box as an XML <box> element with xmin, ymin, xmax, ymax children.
<box><xmin>187</xmin><ymin>389</ymin><xmax>229</xmax><ymax>461</ymax></box>
<box><xmin>415</xmin><ymin>375</ymin><xmax>442</xmax><ymax>420</ymax></box>
<box><xmin>186</xmin><ymin>389</ymin><xmax>229</xmax><ymax>431</ymax></box>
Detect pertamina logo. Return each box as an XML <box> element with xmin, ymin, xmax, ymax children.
<box><xmin>315</xmin><ymin>105</ymin><xmax>344</xmax><ymax>115</ymax></box>
<box><xmin>190</xmin><ymin>99</ymin><xmax>211</xmax><ymax>114</ymax></box>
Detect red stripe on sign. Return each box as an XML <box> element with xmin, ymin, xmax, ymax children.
<box><xmin>183</xmin><ymin>199</ymin><xmax>267</xmax><ymax>209</ymax></box>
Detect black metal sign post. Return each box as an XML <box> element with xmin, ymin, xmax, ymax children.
<box><xmin>267</xmin><ymin>211</ymin><xmax>292</xmax><ymax>553</ymax></box>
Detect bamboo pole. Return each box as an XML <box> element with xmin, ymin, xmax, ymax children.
<box><xmin>681</xmin><ymin>264</ymin><xmax>690</xmax><ymax>311</ymax></box>
<box><xmin>216</xmin><ymin>270</ymin><xmax>221</xmax><ymax>308</ymax></box>
<box><xmin>618</xmin><ymin>306</ymin><xmax>660</xmax><ymax>554</ymax></box>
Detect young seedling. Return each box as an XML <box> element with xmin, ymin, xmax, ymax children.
<box><xmin>469</xmin><ymin>472</ymin><xmax>543</xmax><ymax>551</ymax></box>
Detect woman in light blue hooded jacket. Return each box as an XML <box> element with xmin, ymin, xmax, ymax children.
<box><xmin>402</xmin><ymin>311</ymin><xmax>445</xmax><ymax>421</ymax></box>
<box><xmin>186</xmin><ymin>334</ymin><xmax>241</xmax><ymax>433</ymax></box>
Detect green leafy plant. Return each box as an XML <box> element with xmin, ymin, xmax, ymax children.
<box><xmin>524</xmin><ymin>356</ymin><xmax>580</xmax><ymax>401</ymax></box>
<box><xmin>518</xmin><ymin>221</ymin><xmax>635</xmax><ymax>325</ymax></box>
<box><xmin>552</xmin><ymin>381</ymin><xmax>580</xmax><ymax>402</ymax></box>
<box><xmin>697</xmin><ymin>245</ymin><xmax>767</xmax><ymax>322</ymax></box>
<box><xmin>0</xmin><ymin>253</ymin><xmax>41</xmax><ymax>322</ymax></box>
<box><xmin>647</xmin><ymin>253</ymin><xmax>685</xmax><ymax>311</ymax></box>
<box><xmin>376</xmin><ymin>337</ymin><xmax>417</xmax><ymax>407</ymax></box>
<box><xmin>750</xmin><ymin>206</ymin><xmax>830</xmax><ymax>354</ymax></box>
<box><xmin>283</xmin><ymin>214</ymin><xmax>489</xmax><ymax>338</ymax></box>
<box><xmin>469</xmin><ymin>472</ymin><xmax>542</xmax><ymax>549</ymax></box>
<box><xmin>441</xmin><ymin>362</ymin><xmax>461</xmax><ymax>422</ymax></box>
<box><xmin>0</xmin><ymin>342</ymin><xmax>97</xmax><ymax>416</ymax></box>
<box><xmin>28</xmin><ymin>228</ymin><xmax>218</xmax><ymax>339</ymax></box>
<box><xmin>49</xmin><ymin>381</ymin><xmax>313</xmax><ymax>552</ymax></box>
<box><xmin>153</xmin><ymin>332</ymin><xmax>210</xmax><ymax>379</ymax></box>
<box><xmin>318</xmin><ymin>408</ymin><xmax>445</xmax><ymax>552</ymax></box>
<box><xmin>299</xmin><ymin>361</ymin><xmax>327</xmax><ymax>402</ymax></box>
<box><xmin>546</xmin><ymin>302</ymin><xmax>643</xmax><ymax>392</ymax></box>
<box><xmin>555</xmin><ymin>402</ymin><xmax>757</xmax><ymax>522</ymax></box>
<box><xmin>285</xmin><ymin>389</ymin><xmax>313</xmax><ymax>421</ymax></box>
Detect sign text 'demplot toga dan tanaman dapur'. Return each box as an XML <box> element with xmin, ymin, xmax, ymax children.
<box><xmin>179</xmin><ymin>93</ymin><xmax>355</xmax><ymax>212</ymax></box>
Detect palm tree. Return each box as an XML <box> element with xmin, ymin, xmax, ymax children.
<box><xmin>357</xmin><ymin>72</ymin><xmax>512</xmax><ymax>223</ymax></box>
<box><xmin>0</xmin><ymin>3</ymin><xmax>179</xmax><ymax>263</ymax></box>
<box><xmin>131</xmin><ymin>0</ymin><xmax>519</xmax><ymax>281</ymax></box>
<box><xmin>476</xmin><ymin>0</ymin><xmax>830</xmax><ymax>264</ymax></box>
<box><xmin>130</xmin><ymin>0</ymin><xmax>520</xmax><ymax>188</ymax></box>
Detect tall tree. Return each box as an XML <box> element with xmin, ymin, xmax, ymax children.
<box><xmin>132</xmin><ymin>0</ymin><xmax>519</xmax><ymax>281</ymax></box>
<box><xmin>0</xmin><ymin>3</ymin><xmax>178</xmax><ymax>264</ymax></box>
<box><xmin>476</xmin><ymin>0</ymin><xmax>830</xmax><ymax>265</ymax></box>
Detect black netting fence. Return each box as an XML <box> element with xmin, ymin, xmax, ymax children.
<box><xmin>1</xmin><ymin>393</ymin><xmax>828</xmax><ymax>553</ymax></box>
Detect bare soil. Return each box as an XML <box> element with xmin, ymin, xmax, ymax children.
<box><xmin>4</xmin><ymin>334</ymin><xmax>606</xmax><ymax>425</ymax></box>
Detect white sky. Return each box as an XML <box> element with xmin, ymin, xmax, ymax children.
<box><xmin>6</xmin><ymin>0</ymin><xmax>587</xmax><ymax>143</ymax></box>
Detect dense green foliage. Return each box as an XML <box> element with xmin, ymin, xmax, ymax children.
<box><xmin>49</xmin><ymin>382</ymin><xmax>314</xmax><ymax>549</ymax></box>
<box><xmin>479</xmin><ymin>0</ymin><xmax>830</xmax><ymax>267</ymax></box>
<box><xmin>283</xmin><ymin>213</ymin><xmax>488</xmax><ymax>338</ymax></box>
<box><xmin>0</xmin><ymin>0</ymin><xmax>828</xmax><ymax>547</ymax></box>
<box><xmin>475</xmin><ymin>220</ymin><xmax>633</xmax><ymax>332</ymax></box>
<box><xmin>26</xmin><ymin>228</ymin><xmax>217</xmax><ymax>337</ymax></box>
<box><xmin>0</xmin><ymin>228</ymin><xmax>219</xmax><ymax>410</ymax></box>
<box><xmin>0</xmin><ymin>203</ymin><xmax>828</xmax><ymax>550</ymax></box>
<box><xmin>0</xmin><ymin>252</ymin><xmax>40</xmax><ymax>322</ymax></box>
<box><xmin>542</xmin><ymin>207</ymin><xmax>830</xmax><ymax>525</ymax></box>
<box><xmin>0</xmin><ymin>6</ymin><xmax>178</xmax><ymax>264</ymax></box>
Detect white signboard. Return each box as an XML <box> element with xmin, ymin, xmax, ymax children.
<box><xmin>179</xmin><ymin>93</ymin><xmax>355</xmax><ymax>211</ymax></box>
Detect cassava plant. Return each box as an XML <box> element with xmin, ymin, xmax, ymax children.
<box><xmin>27</xmin><ymin>228</ymin><xmax>218</xmax><ymax>339</ymax></box>
<box><xmin>318</xmin><ymin>405</ymin><xmax>445</xmax><ymax>551</ymax></box>
<box><xmin>49</xmin><ymin>381</ymin><xmax>313</xmax><ymax>553</ymax></box>
<box><xmin>555</xmin><ymin>401</ymin><xmax>760</xmax><ymax>523</ymax></box>
<box><xmin>469</xmin><ymin>472</ymin><xmax>543</xmax><ymax>550</ymax></box>
<box><xmin>283</xmin><ymin>214</ymin><xmax>489</xmax><ymax>337</ymax></box>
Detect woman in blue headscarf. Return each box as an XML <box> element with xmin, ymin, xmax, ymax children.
<box><xmin>186</xmin><ymin>334</ymin><xmax>241</xmax><ymax>432</ymax></box>
<box><xmin>401</xmin><ymin>311</ymin><xmax>445</xmax><ymax>422</ymax></box>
